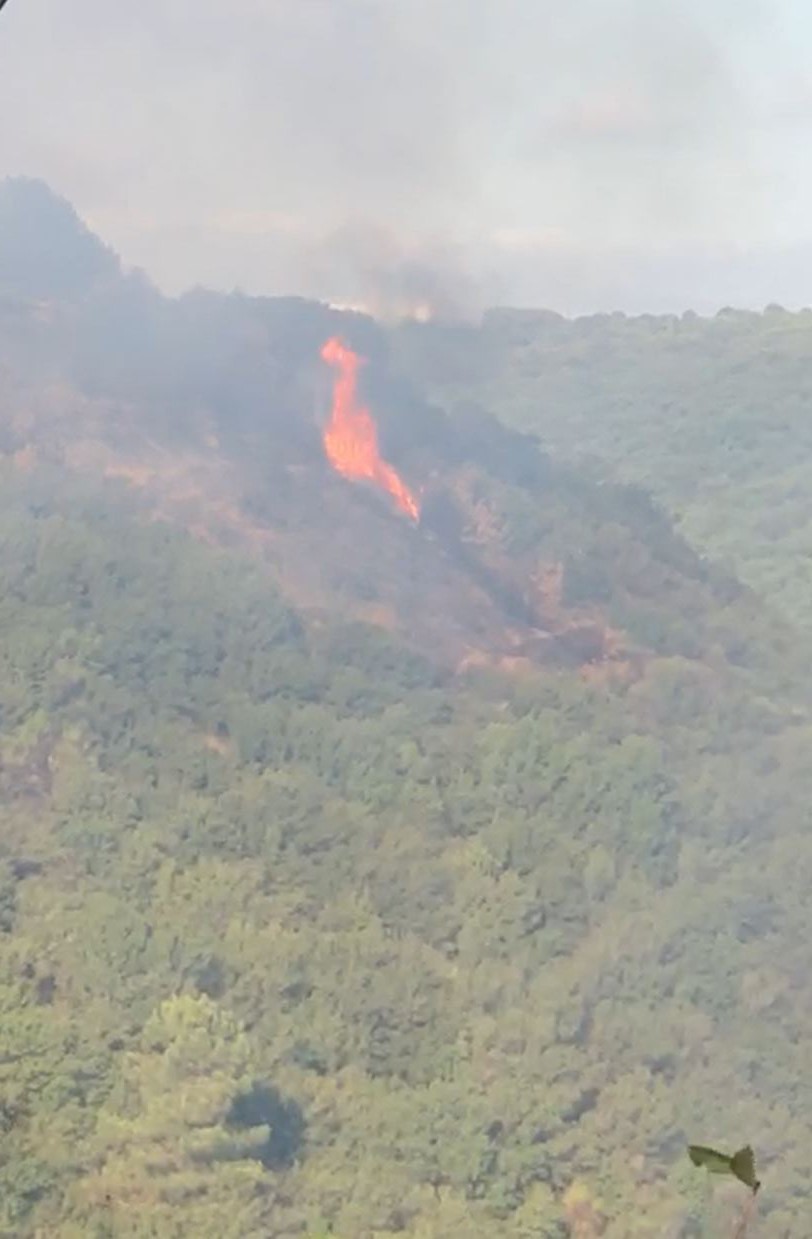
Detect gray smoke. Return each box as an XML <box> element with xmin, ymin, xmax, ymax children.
<box><xmin>0</xmin><ymin>0</ymin><xmax>807</xmax><ymax>312</ymax></box>
<box><xmin>303</xmin><ymin>223</ymin><xmax>500</xmax><ymax>322</ymax></box>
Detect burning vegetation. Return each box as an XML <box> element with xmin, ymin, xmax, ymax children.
<box><xmin>320</xmin><ymin>336</ymin><xmax>420</xmax><ymax>522</ymax></box>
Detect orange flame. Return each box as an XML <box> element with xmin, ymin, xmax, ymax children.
<box><xmin>320</xmin><ymin>337</ymin><xmax>419</xmax><ymax>521</ymax></box>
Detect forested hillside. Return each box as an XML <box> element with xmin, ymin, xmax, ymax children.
<box><xmin>394</xmin><ymin>306</ymin><xmax>812</xmax><ymax>630</ymax></box>
<box><xmin>1</xmin><ymin>180</ymin><xmax>812</xmax><ymax>1237</ymax></box>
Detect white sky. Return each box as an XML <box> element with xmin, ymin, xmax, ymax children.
<box><xmin>1</xmin><ymin>0</ymin><xmax>811</xmax><ymax>313</ymax></box>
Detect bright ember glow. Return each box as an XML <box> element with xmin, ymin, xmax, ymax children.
<box><xmin>320</xmin><ymin>336</ymin><xmax>420</xmax><ymax>521</ymax></box>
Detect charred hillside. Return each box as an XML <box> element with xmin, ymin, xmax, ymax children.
<box><xmin>0</xmin><ymin>178</ymin><xmax>805</xmax><ymax>694</ymax></box>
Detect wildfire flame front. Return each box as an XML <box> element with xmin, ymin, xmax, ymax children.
<box><xmin>320</xmin><ymin>336</ymin><xmax>420</xmax><ymax>522</ymax></box>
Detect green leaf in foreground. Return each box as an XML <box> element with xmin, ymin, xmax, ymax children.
<box><xmin>688</xmin><ymin>1144</ymin><xmax>761</xmax><ymax>1193</ymax></box>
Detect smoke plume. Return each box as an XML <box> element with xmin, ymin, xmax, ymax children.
<box><xmin>0</xmin><ymin>0</ymin><xmax>807</xmax><ymax>312</ymax></box>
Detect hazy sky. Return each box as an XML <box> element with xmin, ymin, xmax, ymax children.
<box><xmin>2</xmin><ymin>0</ymin><xmax>812</xmax><ymax>314</ymax></box>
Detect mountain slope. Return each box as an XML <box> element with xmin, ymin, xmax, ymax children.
<box><xmin>0</xmin><ymin>184</ymin><xmax>811</xmax><ymax>1237</ymax></box>
<box><xmin>0</xmin><ymin>179</ymin><xmax>807</xmax><ymax>695</ymax></box>
<box><xmin>393</xmin><ymin>306</ymin><xmax>812</xmax><ymax>630</ymax></box>
<box><xmin>3</xmin><ymin>457</ymin><xmax>812</xmax><ymax>1238</ymax></box>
